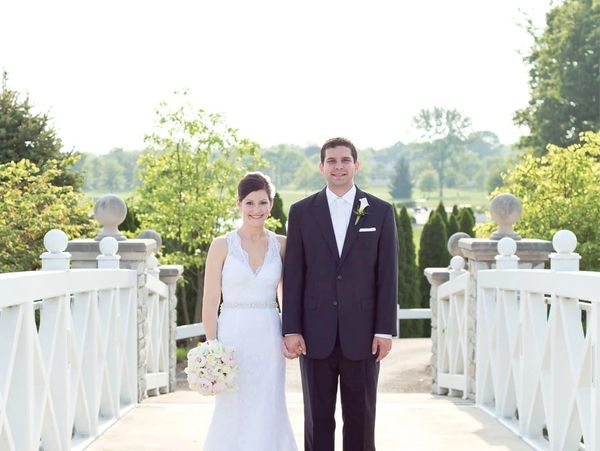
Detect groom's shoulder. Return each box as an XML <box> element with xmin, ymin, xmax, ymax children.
<box><xmin>290</xmin><ymin>191</ymin><xmax>320</xmax><ymax>211</ymax></box>
<box><xmin>361</xmin><ymin>190</ymin><xmax>393</xmax><ymax>211</ymax></box>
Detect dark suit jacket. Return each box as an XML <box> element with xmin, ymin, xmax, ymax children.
<box><xmin>282</xmin><ymin>186</ymin><xmax>398</xmax><ymax>360</ymax></box>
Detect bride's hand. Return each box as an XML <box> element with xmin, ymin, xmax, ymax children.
<box><xmin>283</xmin><ymin>335</ymin><xmax>306</xmax><ymax>359</ymax></box>
<box><xmin>282</xmin><ymin>342</ymin><xmax>297</xmax><ymax>359</ymax></box>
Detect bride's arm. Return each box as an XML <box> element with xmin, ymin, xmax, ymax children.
<box><xmin>276</xmin><ymin>235</ymin><xmax>287</xmax><ymax>306</ymax></box>
<box><xmin>202</xmin><ymin>237</ymin><xmax>227</xmax><ymax>341</ymax></box>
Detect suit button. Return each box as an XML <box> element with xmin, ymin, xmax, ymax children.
<box><xmin>337</xmin><ymin>274</ymin><xmax>342</xmax><ymax>280</ymax></box>
<box><xmin>333</xmin><ymin>301</ymin><xmax>338</xmax><ymax>306</ymax></box>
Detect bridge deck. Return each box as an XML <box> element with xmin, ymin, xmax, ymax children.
<box><xmin>88</xmin><ymin>339</ymin><xmax>531</xmax><ymax>451</ymax></box>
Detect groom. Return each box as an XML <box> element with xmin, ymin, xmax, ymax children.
<box><xmin>282</xmin><ymin>137</ymin><xmax>398</xmax><ymax>451</ymax></box>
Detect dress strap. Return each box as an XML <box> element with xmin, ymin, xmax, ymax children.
<box><xmin>266</xmin><ymin>230</ymin><xmax>281</xmax><ymax>263</ymax></box>
<box><xmin>225</xmin><ymin>230</ymin><xmax>246</xmax><ymax>262</ymax></box>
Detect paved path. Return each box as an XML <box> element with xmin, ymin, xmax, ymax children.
<box><xmin>88</xmin><ymin>339</ymin><xmax>531</xmax><ymax>450</ymax></box>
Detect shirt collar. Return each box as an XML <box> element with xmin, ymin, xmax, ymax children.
<box><xmin>326</xmin><ymin>185</ymin><xmax>356</xmax><ymax>206</ymax></box>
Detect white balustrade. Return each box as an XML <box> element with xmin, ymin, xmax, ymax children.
<box><xmin>0</xmin><ymin>231</ymin><xmax>137</xmax><ymax>451</ymax></box>
<box><xmin>477</xmin><ymin>231</ymin><xmax>599</xmax><ymax>451</ymax></box>
<box><xmin>436</xmin><ymin>255</ymin><xmax>469</xmax><ymax>397</ymax></box>
<box><xmin>144</xmin><ymin>255</ymin><xmax>170</xmax><ymax>395</ymax></box>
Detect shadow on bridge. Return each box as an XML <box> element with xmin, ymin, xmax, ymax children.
<box><xmin>87</xmin><ymin>338</ymin><xmax>529</xmax><ymax>451</ymax></box>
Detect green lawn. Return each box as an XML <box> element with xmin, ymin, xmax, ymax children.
<box><xmin>278</xmin><ymin>187</ymin><xmax>489</xmax><ymax>216</ymax></box>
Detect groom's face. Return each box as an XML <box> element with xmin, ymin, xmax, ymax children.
<box><xmin>319</xmin><ymin>146</ymin><xmax>359</xmax><ymax>190</ymax></box>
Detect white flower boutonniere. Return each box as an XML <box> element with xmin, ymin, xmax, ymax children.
<box><xmin>354</xmin><ymin>197</ymin><xmax>369</xmax><ymax>225</ymax></box>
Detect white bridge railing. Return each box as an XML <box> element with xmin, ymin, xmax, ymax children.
<box><xmin>477</xmin><ymin>233</ymin><xmax>599</xmax><ymax>451</ymax></box>
<box><xmin>437</xmin><ymin>257</ymin><xmax>469</xmax><ymax>398</ymax></box>
<box><xmin>434</xmin><ymin>231</ymin><xmax>599</xmax><ymax>451</ymax></box>
<box><xmin>175</xmin><ymin>305</ymin><xmax>429</xmax><ymax>341</ymax></box>
<box><xmin>0</xmin><ymin>232</ymin><xmax>138</xmax><ymax>451</ymax></box>
<box><xmin>144</xmin><ymin>257</ymin><xmax>170</xmax><ymax>396</ymax></box>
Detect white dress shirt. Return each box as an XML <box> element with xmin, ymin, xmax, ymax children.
<box><xmin>325</xmin><ymin>185</ymin><xmax>355</xmax><ymax>256</ymax></box>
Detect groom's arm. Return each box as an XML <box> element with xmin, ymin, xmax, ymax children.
<box><xmin>375</xmin><ymin>204</ymin><xmax>399</xmax><ymax>337</ymax></box>
<box><xmin>282</xmin><ymin>204</ymin><xmax>305</xmax><ymax>335</ymax></box>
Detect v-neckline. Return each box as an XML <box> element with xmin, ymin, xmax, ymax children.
<box><xmin>236</xmin><ymin>230</ymin><xmax>270</xmax><ymax>275</ymax></box>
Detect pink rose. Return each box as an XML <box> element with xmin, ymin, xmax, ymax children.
<box><xmin>212</xmin><ymin>383</ymin><xmax>226</xmax><ymax>394</ymax></box>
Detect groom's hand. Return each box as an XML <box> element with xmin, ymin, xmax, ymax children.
<box><xmin>372</xmin><ymin>337</ymin><xmax>392</xmax><ymax>362</ymax></box>
<box><xmin>284</xmin><ymin>334</ymin><xmax>306</xmax><ymax>359</ymax></box>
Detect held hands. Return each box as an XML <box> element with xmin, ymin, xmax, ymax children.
<box><xmin>372</xmin><ymin>336</ymin><xmax>392</xmax><ymax>362</ymax></box>
<box><xmin>283</xmin><ymin>335</ymin><xmax>306</xmax><ymax>359</ymax></box>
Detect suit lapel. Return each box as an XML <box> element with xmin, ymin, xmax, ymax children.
<box><xmin>312</xmin><ymin>188</ymin><xmax>340</xmax><ymax>261</ymax></box>
<box><xmin>339</xmin><ymin>187</ymin><xmax>365</xmax><ymax>267</ymax></box>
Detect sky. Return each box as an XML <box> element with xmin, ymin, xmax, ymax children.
<box><xmin>1</xmin><ymin>0</ymin><xmax>554</xmax><ymax>154</ymax></box>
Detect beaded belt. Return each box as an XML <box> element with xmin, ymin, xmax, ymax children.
<box><xmin>221</xmin><ymin>301</ymin><xmax>278</xmax><ymax>309</ymax></box>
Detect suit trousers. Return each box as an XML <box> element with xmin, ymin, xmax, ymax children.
<box><xmin>300</xmin><ymin>340</ymin><xmax>380</xmax><ymax>451</ymax></box>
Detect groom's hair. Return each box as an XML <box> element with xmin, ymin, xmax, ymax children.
<box><xmin>320</xmin><ymin>137</ymin><xmax>358</xmax><ymax>163</ymax></box>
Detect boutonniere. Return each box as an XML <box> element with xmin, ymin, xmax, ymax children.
<box><xmin>354</xmin><ymin>197</ymin><xmax>369</xmax><ymax>225</ymax></box>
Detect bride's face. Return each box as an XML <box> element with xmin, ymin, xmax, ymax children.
<box><xmin>237</xmin><ymin>190</ymin><xmax>272</xmax><ymax>226</ymax></box>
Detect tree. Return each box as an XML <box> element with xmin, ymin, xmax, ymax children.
<box><xmin>412</xmin><ymin>107</ymin><xmax>471</xmax><ymax>198</ymax></box>
<box><xmin>467</xmin><ymin>131</ymin><xmax>505</xmax><ymax>159</ymax></box>
<box><xmin>486</xmin><ymin>163</ymin><xmax>506</xmax><ymax>194</ymax></box>
<box><xmin>120</xmin><ymin>195</ymin><xmax>141</xmax><ymax>235</ymax></box>
<box><xmin>72</xmin><ymin>148</ymin><xmax>143</xmax><ymax>193</ymax></box>
<box><xmin>418</xmin><ymin>212</ymin><xmax>450</xmax><ymax>336</ymax></box>
<box><xmin>262</xmin><ymin>145</ymin><xmax>305</xmax><ymax>189</ymax></box>
<box><xmin>458</xmin><ymin>209</ymin><xmax>475</xmax><ymax>237</ymax></box>
<box><xmin>0</xmin><ymin>72</ymin><xmax>80</xmax><ymax>188</ymax></box>
<box><xmin>389</xmin><ymin>157</ymin><xmax>412</xmax><ymax>200</ymax></box>
<box><xmin>270</xmin><ymin>192</ymin><xmax>287</xmax><ymax>235</ymax></box>
<box><xmin>293</xmin><ymin>158</ymin><xmax>325</xmax><ymax>190</ymax></box>
<box><xmin>0</xmin><ymin>158</ymin><xmax>94</xmax><ymax>272</ymax></box>
<box><xmin>448</xmin><ymin>214</ymin><xmax>460</xmax><ymax>237</ymax></box>
<box><xmin>514</xmin><ymin>0</ymin><xmax>600</xmax><ymax>155</ymax></box>
<box><xmin>451</xmin><ymin>204</ymin><xmax>460</xmax><ymax>218</ymax></box>
<box><xmin>397</xmin><ymin>206</ymin><xmax>422</xmax><ymax>337</ymax></box>
<box><xmin>418</xmin><ymin>169</ymin><xmax>438</xmax><ymax>195</ymax></box>
<box><xmin>136</xmin><ymin>94</ymin><xmax>264</xmax><ymax>324</ymax></box>
<box><xmin>482</xmin><ymin>132</ymin><xmax>600</xmax><ymax>269</ymax></box>
<box><xmin>435</xmin><ymin>201</ymin><xmax>448</xmax><ymax>226</ymax></box>
<box><xmin>99</xmin><ymin>159</ymin><xmax>126</xmax><ymax>192</ymax></box>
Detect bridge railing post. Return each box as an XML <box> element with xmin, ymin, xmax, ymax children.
<box><xmin>67</xmin><ymin>195</ymin><xmax>158</xmax><ymax>402</ymax></box>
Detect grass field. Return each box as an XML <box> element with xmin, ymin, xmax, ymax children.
<box><xmin>278</xmin><ymin>187</ymin><xmax>490</xmax><ymax>216</ymax></box>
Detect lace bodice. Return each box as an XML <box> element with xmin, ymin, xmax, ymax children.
<box><xmin>221</xmin><ymin>230</ymin><xmax>282</xmax><ymax>306</ymax></box>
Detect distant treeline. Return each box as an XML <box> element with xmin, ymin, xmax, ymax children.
<box><xmin>73</xmin><ymin>131</ymin><xmax>512</xmax><ymax>196</ymax></box>
<box><xmin>71</xmin><ymin>148</ymin><xmax>142</xmax><ymax>193</ymax></box>
<box><xmin>256</xmin><ymin>130</ymin><xmax>513</xmax><ymax>196</ymax></box>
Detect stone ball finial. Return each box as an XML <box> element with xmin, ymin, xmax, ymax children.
<box><xmin>450</xmin><ymin>255</ymin><xmax>465</xmax><ymax>271</ymax></box>
<box><xmin>44</xmin><ymin>229</ymin><xmax>69</xmax><ymax>253</ymax></box>
<box><xmin>447</xmin><ymin>232</ymin><xmax>470</xmax><ymax>257</ymax></box>
<box><xmin>490</xmin><ymin>193</ymin><xmax>522</xmax><ymax>240</ymax></box>
<box><xmin>138</xmin><ymin>229</ymin><xmax>163</xmax><ymax>250</ymax></box>
<box><xmin>497</xmin><ymin>237</ymin><xmax>517</xmax><ymax>257</ymax></box>
<box><xmin>552</xmin><ymin>230</ymin><xmax>577</xmax><ymax>254</ymax></box>
<box><xmin>99</xmin><ymin>236</ymin><xmax>119</xmax><ymax>256</ymax></box>
<box><xmin>94</xmin><ymin>194</ymin><xmax>128</xmax><ymax>241</ymax></box>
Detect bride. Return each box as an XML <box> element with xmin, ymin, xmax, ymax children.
<box><xmin>201</xmin><ymin>172</ymin><xmax>298</xmax><ymax>451</ymax></box>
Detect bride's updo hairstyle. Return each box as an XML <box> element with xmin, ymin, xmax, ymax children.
<box><xmin>237</xmin><ymin>172</ymin><xmax>275</xmax><ymax>202</ymax></box>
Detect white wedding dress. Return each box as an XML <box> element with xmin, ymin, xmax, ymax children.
<box><xmin>203</xmin><ymin>230</ymin><xmax>298</xmax><ymax>451</ymax></box>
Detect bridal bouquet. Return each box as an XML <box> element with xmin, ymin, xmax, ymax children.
<box><xmin>185</xmin><ymin>340</ymin><xmax>239</xmax><ymax>395</ymax></box>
